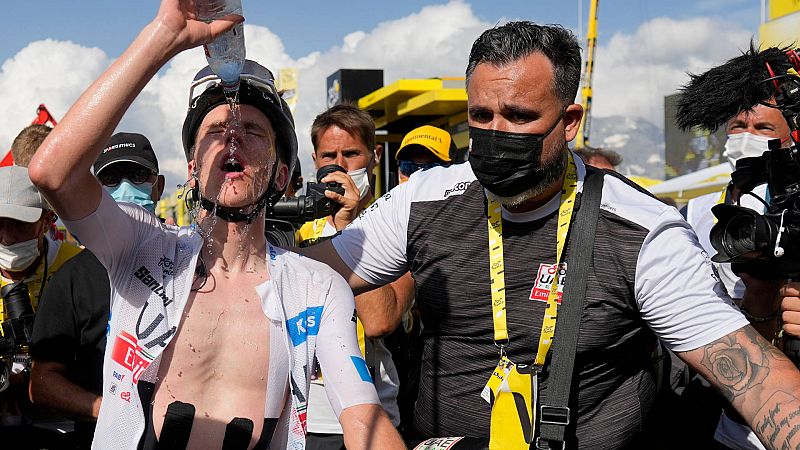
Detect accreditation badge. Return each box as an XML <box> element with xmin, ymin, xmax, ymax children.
<box><xmin>484</xmin><ymin>360</ymin><xmax>537</xmax><ymax>450</ymax></box>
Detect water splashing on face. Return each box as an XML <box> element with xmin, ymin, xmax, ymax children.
<box><xmin>224</xmin><ymin>88</ymin><xmax>242</xmax><ymax>157</ymax></box>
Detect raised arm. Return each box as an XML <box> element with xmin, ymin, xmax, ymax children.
<box><xmin>28</xmin><ymin>0</ymin><xmax>241</xmax><ymax>221</ymax></box>
<box><xmin>678</xmin><ymin>325</ymin><xmax>800</xmax><ymax>449</ymax></box>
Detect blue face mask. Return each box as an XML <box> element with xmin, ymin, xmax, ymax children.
<box><xmin>106</xmin><ymin>181</ymin><xmax>155</xmax><ymax>213</ymax></box>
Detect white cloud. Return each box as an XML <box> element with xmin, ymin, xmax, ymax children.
<box><xmin>0</xmin><ymin>1</ymin><xmax>488</xmax><ymax>192</ymax></box>
<box><xmin>591</xmin><ymin>16</ymin><xmax>753</xmax><ymax>126</ymax></box>
<box><xmin>0</xmin><ymin>39</ymin><xmax>109</xmax><ymax>160</ymax></box>
<box><xmin>0</xmin><ymin>5</ymin><xmax>756</xmax><ymax>193</ymax></box>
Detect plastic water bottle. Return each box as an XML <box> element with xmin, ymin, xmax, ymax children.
<box><xmin>196</xmin><ymin>0</ymin><xmax>245</xmax><ymax>92</ymax></box>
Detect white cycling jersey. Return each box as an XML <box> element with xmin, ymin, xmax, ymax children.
<box><xmin>64</xmin><ymin>191</ymin><xmax>379</xmax><ymax>450</ymax></box>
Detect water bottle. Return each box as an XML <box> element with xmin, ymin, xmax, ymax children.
<box><xmin>196</xmin><ymin>0</ymin><xmax>245</xmax><ymax>91</ymax></box>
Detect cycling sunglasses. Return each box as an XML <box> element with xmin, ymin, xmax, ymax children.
<box><xmin>97</xmin><ymin>165</ymin><xmax>155</xmax><ymax>187</ymax></box>
<box><xmin>398</xmin><ymin>160</ymin><xmax>442</xmax><ymax>176</ymax></box>
<box><xmin>188</xmin><ymin>60</ymin><xmax>283</xmax><ymax>112</ymax></box>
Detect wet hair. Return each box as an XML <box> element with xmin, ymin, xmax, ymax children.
<box><xmin>311</xmin><ymin>104</ymin><xmax>376</xmax><ymax>153</ymax></box>
<box><xmin>466</xmin><ymin>21</ymin><xmax>582</xmax><ymax>106</ymax></box>
<box><xmin>11</xmin><ymin>124</ymin><xmax>51</xmax><ymax>167</ymax></box>
<box><xmin>676</xmin><ymin>42</ymin><xmax>794</xmax><ymax>132</ymax></box>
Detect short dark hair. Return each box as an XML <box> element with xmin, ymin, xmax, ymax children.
<box><xmin>466</xmin><ymin>21</ymin><xmax>582</xmax><ymax>106</ymax></box>
<box><xmin>11</xmin><ymin>124</ymin><xmax>52</xmax><ymax>167</ymax></box>
<box><xmin>311</xmin><ymin>104</ymin><xmax>376</xmax><ymax>153</ymax></box>
<box><xmin>574</xmin><ymin>146</ymin><xmax>623</xmax><ymax>167</ymax></box>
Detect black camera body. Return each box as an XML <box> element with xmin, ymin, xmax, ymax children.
<box><xmin>265</xmin><ymin>164</ymin><xmax>348</xmax><ymax>247</ymax></box>
<box><xmin>270</xmin><ymin>181</ymin><xmax>345</xmax><ymax>224</ymax></box>
<box><xmin>0</xmin><ymin>281</ymin><xmax>35</xmax><ymax>358</ymax></box>
<box><xmin>708</xmin><ymin>51</ymin><xmax>800</xmax><ymax>279</ymax></box>
<box><xmin>269</xmin><ymin>164</ymin><xmax>347</xmax><ymax>224</ymax></box>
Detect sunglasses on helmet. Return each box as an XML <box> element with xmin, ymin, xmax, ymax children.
<box><xmin>188</xmin><ymin>60</ymin><xmax>284</xmax><ymax>113</ymax></box>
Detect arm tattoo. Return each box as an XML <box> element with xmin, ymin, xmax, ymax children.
<box><xmin>700</xmin><ymin>326</ymin><xmax>774</xmax><ymax>403</ymax></box>
<box><xmin>754</xmin><ymin>392</ymin><xmax>800</xmax><ymax>450</ymax></box>
<box><xmin>699</xmin><ymin>326</ymin><xmax>800</xmax><ymax>449</ymax></box>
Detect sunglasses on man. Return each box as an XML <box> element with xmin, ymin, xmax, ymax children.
<box><xmin>397</xmin><ymin>160</ymin><xmax>442</xmax><ymax>176</ymax></box>
<box><xmin>97</xmin><ymin>164</ymin><xmax>156</xmax><ymax>187</ymax></box>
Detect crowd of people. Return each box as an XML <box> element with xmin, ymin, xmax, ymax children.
<box><xmin>2</xmin><ymin>2</ymin><xmax>800</xmax><ymax>449</ymax></box>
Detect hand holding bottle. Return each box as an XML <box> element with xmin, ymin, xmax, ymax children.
<box><xmin>151</xmin><ymin>0</ymin><xmax>243</xmax><ymax>60</ymax></box>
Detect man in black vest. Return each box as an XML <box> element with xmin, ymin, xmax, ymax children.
<box><xmin>304</xmin><ymin>21</ymin><xmax>800</xmax><ymax>450</ymax></box>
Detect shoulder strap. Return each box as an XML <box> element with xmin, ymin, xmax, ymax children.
<box><xmin>537</xmin><ymin>169</ymin><xmax>605</xmax><ymax>449</ymax></box>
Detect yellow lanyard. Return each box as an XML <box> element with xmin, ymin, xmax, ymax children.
<box><xmin>487</xmin><ymin>152</ymin><xmax>579</xmax><ymax>366</ymax></box>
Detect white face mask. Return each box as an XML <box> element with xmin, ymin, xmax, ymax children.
<box><xmin>347</xmin><ymin>167</ymin><xmax>371</xmax><ymax>200</ymax></box>
<box><xmin>723</xmin><ymin>132</ymin><xmax>774</xmax><ymax>169</ymax></box>
<box><xmin>0</xmin><ymin>238</ymin><xmax>40</xmax><ymax>272</ymax></box>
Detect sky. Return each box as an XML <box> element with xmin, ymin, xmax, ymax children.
<box><xmin>0</xmin><ymin>0</ymin><xmax>763</xmax><ymax>190</ymax></box>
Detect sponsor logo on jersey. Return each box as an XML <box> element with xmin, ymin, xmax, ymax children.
<box><xmin>133</xmin><ymin>266</ymin><xmax>173</xmax><ymax>307</ymax></box>
<box><xmin>351</xmin><ymin>355</ymin><xmax>373</xmax><ymax>383</ymax></box>
<box><xmin>413</xmin><ymin>437</ymin><xmax>465</xmax><ymax>450</ymax></box>
<box><xmin>120</xmin><ymin>391</ymin><xmax>131</xmax><ymax>403</ymax></box>
<box><xmin>135</xmin><ymin>300</ymin><xmax>177</xmax><ymax>350</ymax></box>
<box><xmin>444</xmin><ymin>181</ymin><xmax>470</xmax><ymax>198</ymax></box>
<box><xmin>158</xmin><ymin>256</ymin><xmax>175</xmax><ymax>277</ymax></box>
<box><xmin>112</xmin><ymin>371</ymin><xmax>124</xmax><ymax>381</ymax></box>
<box><xmin>110</xmin><ymin>330</ymin><xmax>155</xmax><ymax>384</ymax></box>
<box><xmin>530</xmin><ymin>262</ymin><xmax>567</xmax><ymax>303</ymax></box>
<box><xmin>286</xmin><ymin>306</ymin><xmax>324</xmax><ymax>346</ymax></box>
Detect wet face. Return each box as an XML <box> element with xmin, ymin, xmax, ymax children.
<box><xmin>312</xmin><ymin>125</ymin><xmax>376</xmax><ymax>173</ymax></box>
<box><xmin>726</xmin><ymin>103</ymin><xmax>791</xmax><ymax>142</ymax></box>
<box><xmin>191</xmin><ymin>104</ymin><xmax>287</xmax><ymax>209</ymax></box>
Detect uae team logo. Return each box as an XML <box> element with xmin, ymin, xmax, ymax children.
<box><xmin>530</xmin><ymin>262</ymin><xmax>567</xmax><ymax>303</ymax></box>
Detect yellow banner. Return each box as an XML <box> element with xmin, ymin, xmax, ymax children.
<box><xmin>760</xmin><ymin>11</ymin><xmax>800</xmax><ymax>47</ymax></box>
<box><xmin>279</xmin><ymin>68</ymin><xmax>299</xmax><ymax>111</ymax></box>
<box><xmin>769</xmin><ymin>0</ymin><xmax>800</xmax><ymax>21</ymax></box>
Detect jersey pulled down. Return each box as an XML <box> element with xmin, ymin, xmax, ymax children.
<box><xmin>297</xmin><ymin>218</ymin><xmax>402</xmax><ymax>434</ymax></box>
<box><xmin>331</xmin><ymin>156</ymin><xmax>748</xmax><ymax>448</ymax></box>
<box><xmin>63</xmin><ymin>192</ymin><xmax>378</xmax><ymax>450</ymax></box>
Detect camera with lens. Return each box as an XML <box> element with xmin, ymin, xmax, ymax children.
<box><xmin>270</xmin><ymin>164</ymin><xmax>347</xmax><ymax>224</ymax></box>
<box><xmin>704</xmin><ymin>49</ymin><xmax>800</xmax><ymax>278</ymax></box>
<box><xmin>265</xmin><ymin>164</ymin><xmax>347</xmax><ymax>248</ymax></box>
<box><xmin>0</xmin><ymin>281</ymin><xmax>35</xmax><ymax>358</ymax></box>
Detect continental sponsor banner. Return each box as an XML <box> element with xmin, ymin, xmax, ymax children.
<box><xmin>769</xmin><ymin>0</ymin><xmax>800</xmax><ymax>21</ymax></box>
<box><xmin>760</xmin><ymin>11</ymin><xmax>800</xmax><ymax>48</ymax></box>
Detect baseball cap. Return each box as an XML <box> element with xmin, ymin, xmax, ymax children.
<box><xmin>0</xmin><ymin>166</ymin><xmax>48</xmax><ymax>223</ymax></box>
<box><xmin>396</xmin><ymin>125</ymin><xmax>453</xmax><ymax>163</ymax></box>
<box><xmin>94</xmin><ymin>132</ymin><xmax>159</xmax><ymax>175</ymax></box>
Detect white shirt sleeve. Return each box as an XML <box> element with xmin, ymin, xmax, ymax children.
<box><xmin>316</xmin><ymin>273</ymin><xmax>380</xmax><ymax>417</ymax></box>
<box><xmin>62</xmin><ymin>190</ymin><xmax>163</xmax><ymax>284</ymax></box>
<box><xmin>635</xmin><ymin>209</ymin><xmax>749</xmax><ymax>353</ymax></box>
<box><xmin>331</xmin><ymin>183</ymin><xmax>412</xmax><ymax>286</ymax></box>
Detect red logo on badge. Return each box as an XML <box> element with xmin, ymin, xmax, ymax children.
<box><xmin>530</xmin><ymin>263</ymin><xmax>567</xmax><ymax>303</ymax></box>
<box><xmin>110</xmin><ymin>331</ymin><xmax>152</xmax><ymax>384</ymax></box>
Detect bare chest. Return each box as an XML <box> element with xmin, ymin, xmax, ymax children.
<box><xmin>151</xmin><ymin>275</ymin><xmax>272</xmax><ymax>448</ymax></box>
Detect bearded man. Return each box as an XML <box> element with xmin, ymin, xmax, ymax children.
<box><xmin>303</xmin><ymin>21</ymin><xmax>800</xmax><ymax>450</ymax></box>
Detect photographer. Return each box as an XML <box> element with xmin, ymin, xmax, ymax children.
<box><xmin>298</xmin><ymin>105</ymin><xmax>412</xmax><ymax>450</ymax></box>
<box><xmin>0</xmin><ymin>166</ymin><xmax>81</xmax><ymax>437</ymax></box>
<box><xmin>678</xmin><ymin>44</ymin><xmax>800</xmax><ymax>450</ymax></box>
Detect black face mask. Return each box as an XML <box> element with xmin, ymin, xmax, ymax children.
<box><xmin>468</xmin><ymin>114</ymin><xmax>562</xmax><ymax>198</ymax></box>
